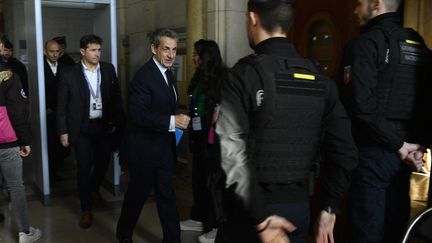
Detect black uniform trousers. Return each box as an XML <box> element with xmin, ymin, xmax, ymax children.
<box><xmin>348</xmin><ymin>146</ymin><xmax>411</xmax><ymax>243</ymax></box>
<box><xmin>116</xmin><ymin>151</ymin><xmax>181</xmax><ymax>243</ymax></box>
<box><xmin>74</xmin><ymin>119</ymin><xmax>111</xmax><ymax>212</ymax></box>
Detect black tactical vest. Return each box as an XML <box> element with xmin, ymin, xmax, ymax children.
<box><xmin>376</xmin><ymin>27</ymin><xmax>432</xmax><ymax>120</ymax></box>
<box><xmin>240</xmin><ymin>54</ymin><xmax>328</xmax><ymax>184</ymax></box>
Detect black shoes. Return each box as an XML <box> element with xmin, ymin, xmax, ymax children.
<box><xmin>117</xmin><ymin>234</ymin><xmax>133</xmax><ymax>243</ymax></box>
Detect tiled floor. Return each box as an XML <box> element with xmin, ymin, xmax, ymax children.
<box><xmin>0</xmin><ymin>159</ymin><xmax>430</xmax><ymax>243</ymax></box>
<box><xmin>0</xmin><ymin>161</ymin><xmax>201</xmax><ymax>243</ymax></box>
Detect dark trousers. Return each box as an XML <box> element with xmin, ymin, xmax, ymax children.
<box><xmin>215</xmin><ymin>200</ymin><xmax>310</xmax><ymax>243</ymax></box>
<box><xmin>74</xmin><ymin>121</ymin><xmax>110</xmax><ymax>212</ymax></box>
<box><xmin>348</xmin><ymin>146</ymin><xmax>411</xmax><ymax>243</ymax></box>
<box><xmin>47</xmin><ymin>114</ymin><xmax>68</xmax><ymax>182</ymax></box>
<box><xmin>190</xmin><ymin>149</ymin><xmax>217</xmax><ymax>231</ymax></box>
<box><xmin>116</xmin><ymin>155</ymin><xmax>181</xmax><ymax>243</ymax></box>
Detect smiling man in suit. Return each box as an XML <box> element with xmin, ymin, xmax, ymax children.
<box><xmin>116</xmin><ymin>28</ymin><xmax>190</xmax><ymax>243</ymax></box>
<box><xmin>56</xmin><ymin>34</ymin><xmax>124</xmax><ymax>229</ymax></box>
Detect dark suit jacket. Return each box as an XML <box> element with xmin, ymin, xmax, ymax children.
<box><xmin>56</xmin><ymin>61</ymin><xmax>125</xmax><ymax>146</ymax></box>
<box><xmin>44</xmin><ymin>57</ymin><xmax>71</xmax><ymax>112</ymax></box>
<box><xmin>121</xmin><ymin>58</ymin><xmax>178</xmax><ymax>165</ymax></box>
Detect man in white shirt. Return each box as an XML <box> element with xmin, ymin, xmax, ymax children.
<box><xmin>57</xmin><ymin>34</ymin><xmax>125</xmax><ymax>229</ymax></box>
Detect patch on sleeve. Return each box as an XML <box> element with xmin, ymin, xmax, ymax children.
<box><xmin>21</xmin><ymin>89</ymin><xmax>27</xmax><ymax>99</ymax></box>
<box><xmin>256</xmin><ymin>89</ymin><xmax>264</xmax><ymax>107</ymax></box>
<box><xmin>343</xmin><ymin>65</ymin><xmax>352</xmax><ymax>84</ymax></box>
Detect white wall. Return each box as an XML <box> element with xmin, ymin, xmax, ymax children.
<box><xmin>42</xmin><ymin>5</ymin><xmax>112</xmax><ymax>62</ymax></box>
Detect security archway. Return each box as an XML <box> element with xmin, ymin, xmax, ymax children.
<box><xmin>24</xmin><ymin>0</ymin><xmax>119</xmax><ymax>204</ymax></box>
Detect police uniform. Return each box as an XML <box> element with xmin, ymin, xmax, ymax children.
<box><xmin>339</xmin><ymin>12</ymin><xmax>432</xmax><ymax>243</ymax></box>
<box><xmin>215</xmin><ymin>36</ymin><xmax>358</xmax><ymax>243</ymax></box>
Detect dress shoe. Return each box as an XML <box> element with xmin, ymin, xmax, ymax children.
<box><xmin>117</xmin><ymin>235</ymin><xmax>133</xmax><ymax>243</ymax></box>
<box><xmin>92</xmin><ymin>192</ymin><xmax>107</xmax><ymax>208</ymax></box>
<box><xmin>79</xmin><ymin>211</ymin><xmax>92</xmax><ymax>229</ymax></box>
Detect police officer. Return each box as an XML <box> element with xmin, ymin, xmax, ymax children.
<box><xmin>215</xmin><ymin>1</ymin><xmax>358</xmax><ymax>243</ymax></box>
<box><xmin>338</xmin><ymin>0</ymin><xmax>432</xmax><ymax>242</ymax></box>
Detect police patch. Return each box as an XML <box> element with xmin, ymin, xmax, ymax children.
<box><xmin>256</xmin><ymin>90</ymin><xmax>264</xmax><ymax>107</ymax></box>
<box><xmin>343</xmin><ymin>65</ymin><xmax>352</xmax><ymax>84</ymax></box>
<box><xmin>21</xmin><ymin>89</ymin><xmax>27</xmax><ymax>99</ymax></box>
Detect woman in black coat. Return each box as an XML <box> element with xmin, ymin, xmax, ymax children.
<box><xmin>180</xmin><ymin>39</ymin><xmax>228</xmax><ymax>243</ymax></box>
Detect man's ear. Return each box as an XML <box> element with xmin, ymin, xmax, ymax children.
<box><xmin>371</xmin><ymin>0</ymin><xmax>382</xmax><ymax>11</ymax></box>
<box><xmin>247</xmin><ymin>11</ymin><xmax>259</xmax><ymax>27</ymax></box>
<box><xmin>151</xmin><ymin>44</ymin><xmax>157</xmax><ymax>55</ymax></box>
<box><xmin>79</xmin><ymin>48</ymin><xmax>85</xmax><ymax>56</ymax></box>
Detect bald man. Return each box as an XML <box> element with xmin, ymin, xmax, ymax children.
<box><xmin>44</xmin><ymin>39</ymin><xmax>73</xmax><ymax>184</ymax></box>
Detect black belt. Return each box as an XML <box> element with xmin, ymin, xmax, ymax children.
<box><xmin>88</xmin><ymin>118</ymin><xmax>103</xmax><ymax>123</ymax></box>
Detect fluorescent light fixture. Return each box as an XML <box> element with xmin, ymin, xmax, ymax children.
<box><xmin>42</xmin><ymin>0</ymin><xmax>109</xmax><ymax>9</ymax></box>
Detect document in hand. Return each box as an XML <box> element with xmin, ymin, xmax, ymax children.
<box><xmin>175</xmin><ymin>128</ymin><xmax>183</xmax><ymax>146</ymax></box>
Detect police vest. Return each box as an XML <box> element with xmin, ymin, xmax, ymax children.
<box><xmin>376</xmin><ymin>27</ymin><xmax>432</xmax><ymax>120</ymax></box>
<box><xmin>240</xmin><ymin>54</ymin><xmax>328</xmax><ymax>184</ymax></box>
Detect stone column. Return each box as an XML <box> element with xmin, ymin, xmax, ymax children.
<box><xmin>125</xmin><ymin>0</ymin><xmax>156</xmax><ymax>77</ymax></box>
<box><xmin>206</xmin><ymin>0</ymin><xmax>250</xmax><ymax>67</ymax></box>
<box><xmin>184</xmin><ymin>0</ymin><xmax>204</xmax><ymax>106</ymax></box>
<box><xmin>117</xmin><ymin>0</ymin><xmax>128</xmax><ymax>102</ymax></box>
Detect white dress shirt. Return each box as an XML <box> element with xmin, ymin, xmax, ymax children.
<box><xmin>48</xmin><ymin>60</ymin><xmax>58</xmax><ymax>75</ymax></box>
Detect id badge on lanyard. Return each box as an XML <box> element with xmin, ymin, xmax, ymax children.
<box><xmin>85</xmin><ymin>68</ymin><xmax>102</xmax><ymax>112</ymax></box>
<box><xmin>93</xmin><ymin>98</ymin><xmax>103</xmax><ymax>111</ymax></box>
<box><xmin>192</xmin><ymin>117</ymin><xmax>202</xmax><ymax>131</ymax></box>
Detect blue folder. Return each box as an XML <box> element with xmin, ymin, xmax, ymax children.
<box><xmin>175</xmin><ymin>128</ymin><xmax>183</xmax><ymax>146</ymax></box>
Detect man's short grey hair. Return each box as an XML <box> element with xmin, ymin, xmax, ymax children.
<box><xmin>384</xmin><ymin>0</ymin><xmax>403</xmax><ymax>12</ymax></box>
<box><xmin>150</xmin><ymin>28</ymin><xmax>178</xmax><ymax>47</ymax></box>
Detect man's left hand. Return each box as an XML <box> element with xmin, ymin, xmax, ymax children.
<box><xmin>315</xmin><ymin>210</ymin><xmax>336</xmax><ymax>243</ymax></box>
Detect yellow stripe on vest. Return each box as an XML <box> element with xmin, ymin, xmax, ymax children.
<box><xmin>294</xmin><ymin>73</ymin><xmax>316</xmax><ymax>80</ymax></box>
<box><xmin>406</xmin><ymin>39</ymin><xmax>420</xmax><ymax>45</ymax></box>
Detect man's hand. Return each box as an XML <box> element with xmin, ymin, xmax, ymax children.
<box><xmin>315</xmin><ymin>210</ymin><xmax>336</xmax><ymax>243</ymax></box>
<box><xmin>175</xmin><ymin>114</ymin><xmax>190</xmax><ymax>130</ymax></box>
<box><xmin>257</xmin><ymin>215</ymin><xmax>297</xmax><ymax>243</ymax></box>
<box><xmin>60</xmin><ymin>134</ymin><xmax>69</xmax><ymax>147</ymax></box>
<box><xmin>19</xmin><ymin>146</ymin><xmax>31</xmax><ymax>157</ymax></box>
<box><xmin>398</xmin><ymin>142</ymin><xmax>422</xmax><ymax>160</ymax></box>
<box><xmin>405</xmin><ymin>150</ymin><xmax>425</xmax><ymax>172</ymax></box>
<box><xmin>398</xmin><ymin>142</ymin><xmax>426</xmax><ymax>171</ymax></box>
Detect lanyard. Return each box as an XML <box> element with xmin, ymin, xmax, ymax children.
<box><xmin>83</xmin><ymin>67</ymin><xmax>101</xmax><ymax>99</ymax></box>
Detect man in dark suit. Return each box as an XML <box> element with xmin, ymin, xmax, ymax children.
<box><xmin>53</xmin><ymin>36</ymin><xmax>76</xmax><ymax>66</ymax></box>
<box><xmin>116</xmin><ymin>28</ymin><xmax>190</xmax><ymax>243</ymax></box>
<box><xmin>44</xmin><ymin>39</ymin><xmax>72</xmax><ymax>184</ymax></box>
<box><xmin>57</xmin><ymin>34</ymin><xmax>124</xmax><ymax>229</ymax></box>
